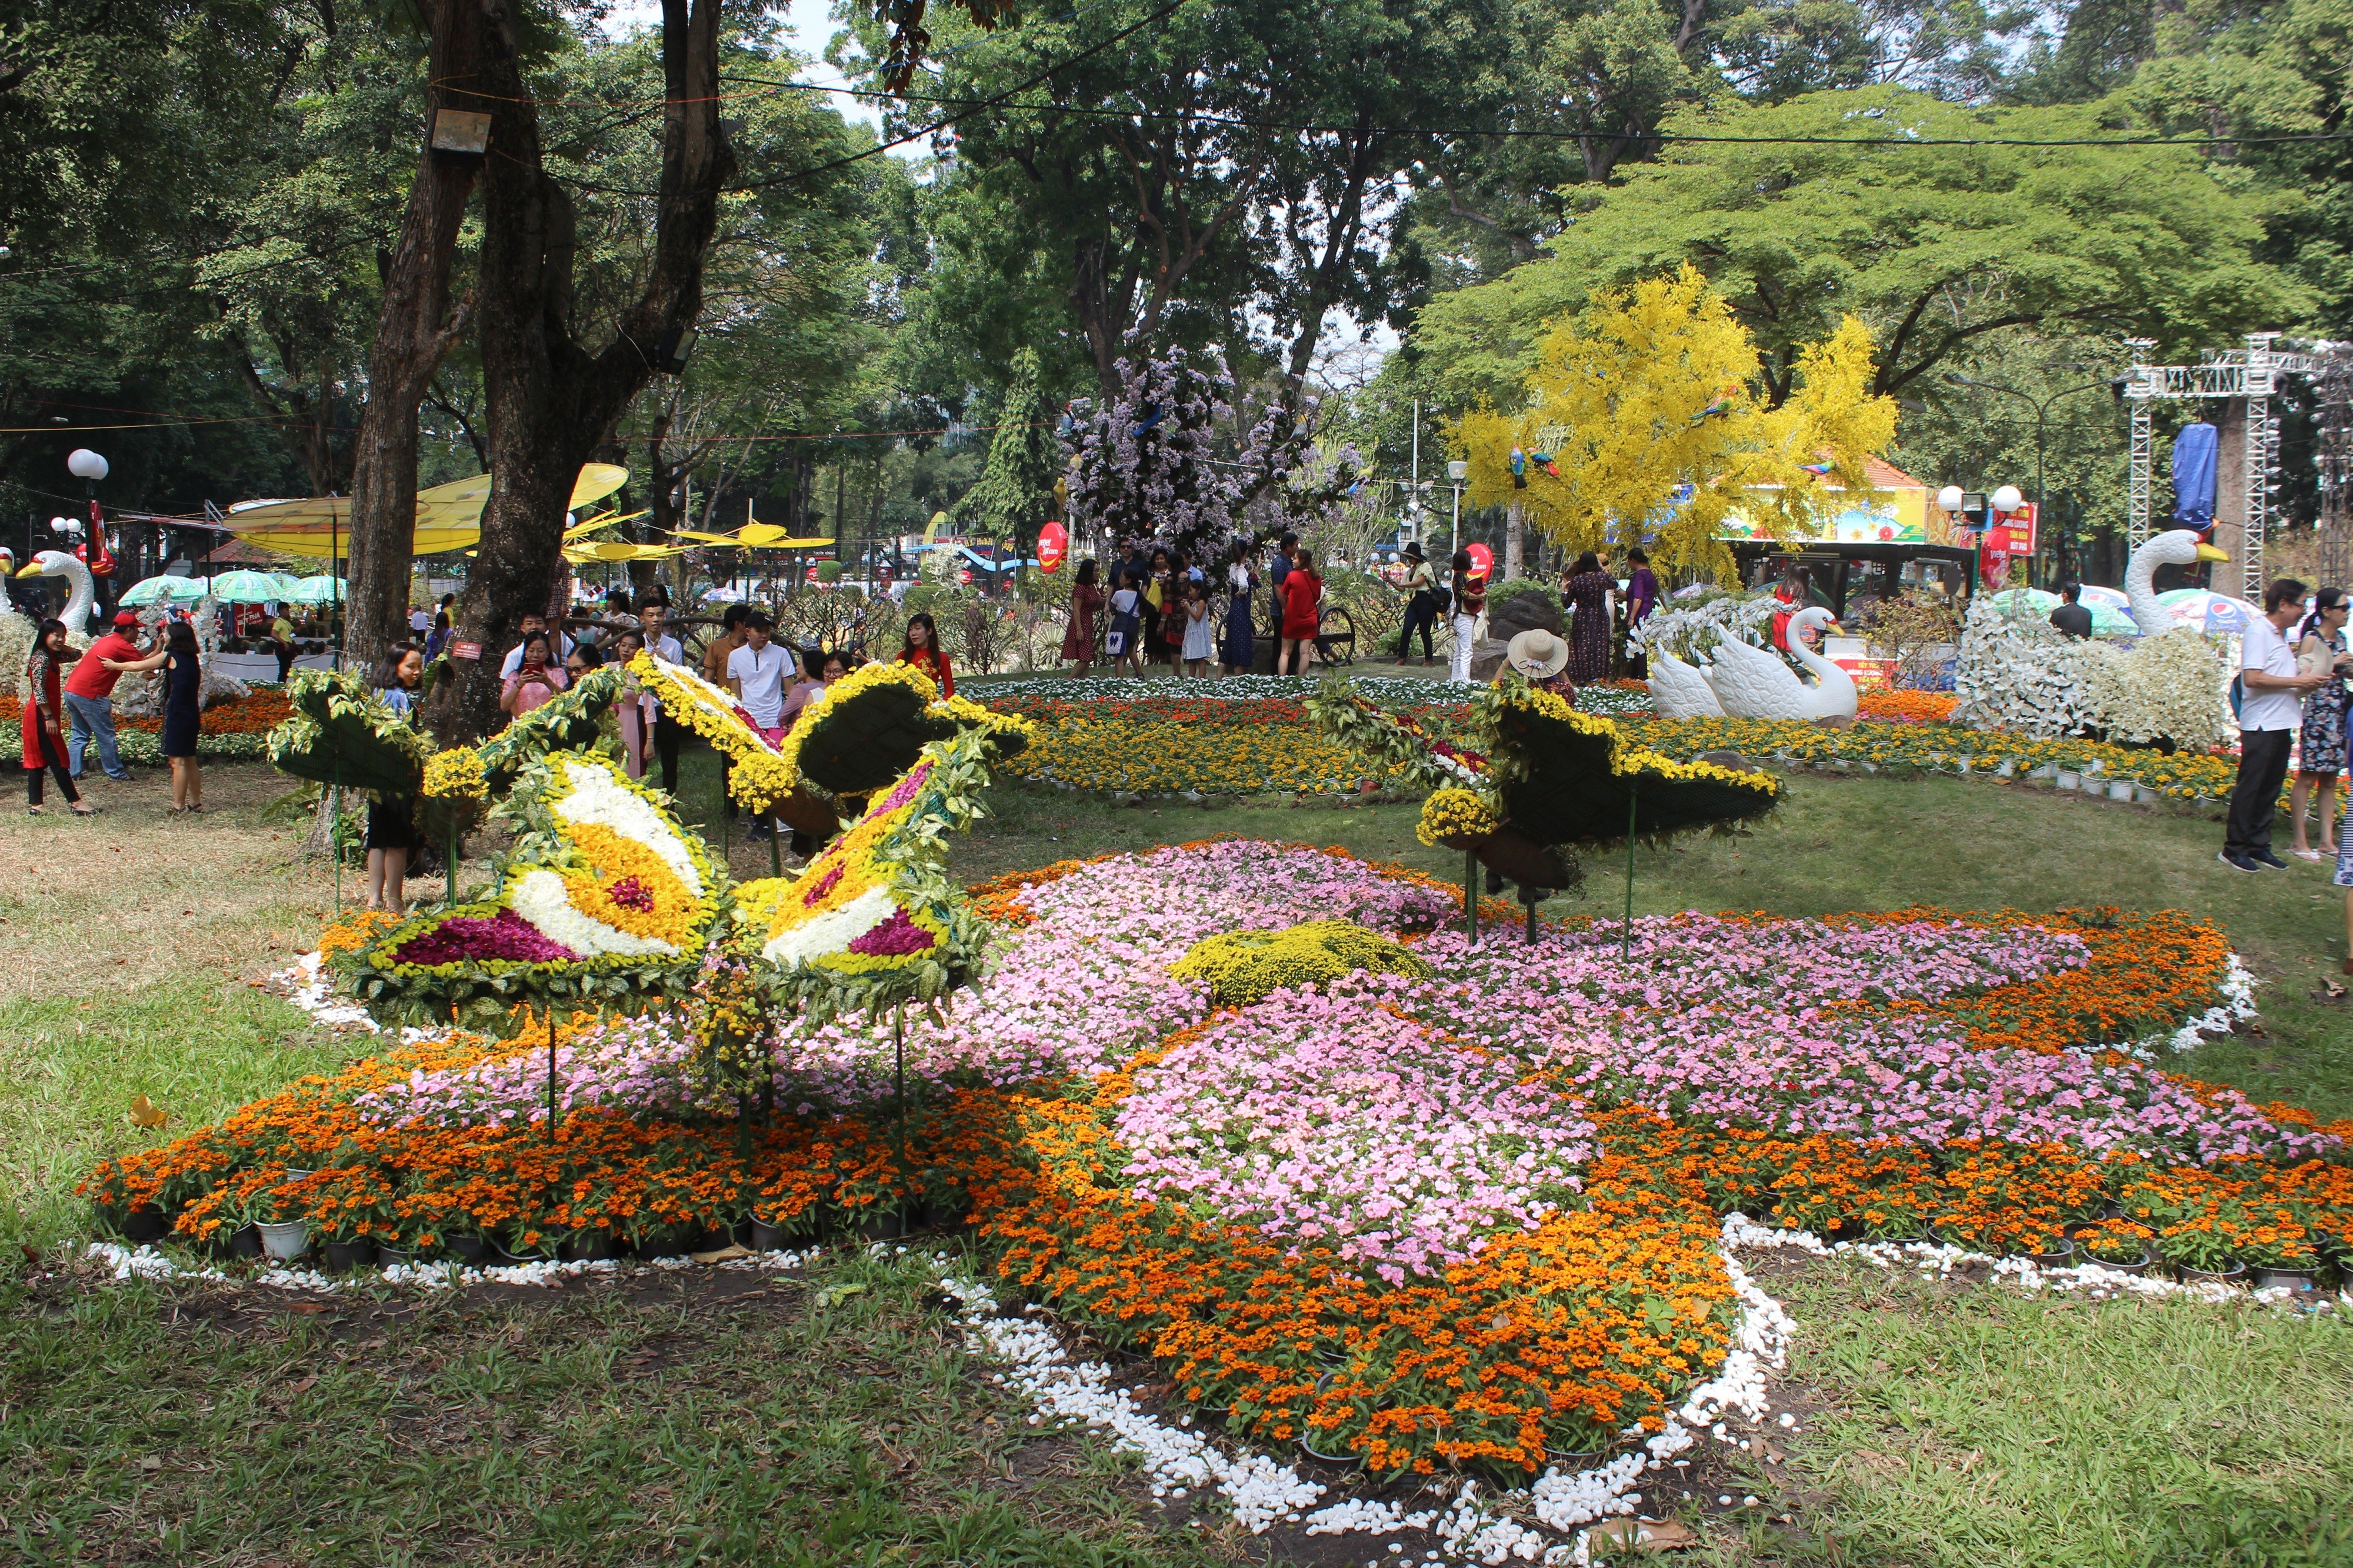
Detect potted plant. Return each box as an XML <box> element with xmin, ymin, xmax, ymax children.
<box><xmin>321</xmin><ymin>1228</ymin><xmax>376</xmax><ymax>1273</ymax></box>
<box><xmin>2241</xmin><ymin>1233</ymin><xmax>2325</xmax><ymax>1293</ymax></box>
<box><xmin>2158</xmin><ymin>1221</ymin><xmax>2245</xmax><ymax>1284</ymax></box>
<box><xmin>2072</xmin><ymin>1221</ymin><xmax>2155</xmax><ymax>1276</ymax></box>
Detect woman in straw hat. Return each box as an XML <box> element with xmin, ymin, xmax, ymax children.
<box><xmin>1500</xmin><ymin>627</ymin><xmax>1577</xmax><ymax>697</ymax></box>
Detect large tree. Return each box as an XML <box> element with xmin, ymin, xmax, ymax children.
<box><xmin>1413</xmin><ymin>85</ymin><xmax>2308</xmax><ymax>409</ymax></box>
<box><xmin>915</xmin><ymin>0</ymin><xmax>1495</xmax><ymax>407</ymax></box>
<box><xmin>343</xmin><ymin>0</ymin><xmax>485</xmax><ymax>672</ymax></box>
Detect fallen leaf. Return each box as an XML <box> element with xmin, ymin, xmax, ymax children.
<box><xmin>285</xmin><ymin>1302</ymin><xmax>332</xmax><ymax>1316</ymax></box>
<box><xmin>287</xmin><ymin>1375</ymin><xmax>317</xmax><ymax>1394</ymax></box>
<box><xmin>139</xmin><ymin>1456</ymin><xmax>162</xmax><ymax>1472</ymax></box>
<box><xmin>126</xmin><ymin>1094</ymin><xmax>168</xmax><ymax>1130</ymax></box>
<box><xmin>1588</xmin><ymin>1517</ymin><xmax>1697</xmax><ymax>1550</ymax></box>
<box><xmin>814</xmin><ymin>1283</ymin><xmax>868</xmax><ymax>1308</ymax></box>
<box><xmin>689</xmin><ymin>1243</ymin><xmax>754</xmax><ymax>1265</ymax></box>
<box><xmin>2323</xmin><ymin>980</ymin><xmax>2345</xmax><ymax>999</ymax></box>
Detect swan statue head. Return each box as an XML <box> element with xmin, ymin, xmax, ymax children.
<box><xmin>2124</xmin><ymin>529</ymin><xmax>2229</xmax><ymax>636</ymax></box>
<box><xmin>16</xmin><ymin>549</ymin><xmax>98</xmax><ymax>633</ymax></box>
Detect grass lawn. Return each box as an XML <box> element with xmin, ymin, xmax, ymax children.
<box><xmin>5</xmin><ymin>748</ymin><xmax>2352</xmax><ymax>1564</ymax></box>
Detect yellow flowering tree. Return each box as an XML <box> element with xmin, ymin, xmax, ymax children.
<box><xmin>1449</xmin><ymin>267</ymin><xmax>1896</xmax><ymax>578</ymax></box>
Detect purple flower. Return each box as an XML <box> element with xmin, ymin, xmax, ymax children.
<box><xmin>391</xmin><ymin>909</ymin><xmax>576</xmax><ymax>967</ymax></box>
<box><xmin>846</xmin><ymin>906</ymin><xmax>938</xmax><ymax>957</ymax></box>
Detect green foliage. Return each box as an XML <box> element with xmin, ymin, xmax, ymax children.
<box><xmin>949</xmin><ymin>349</ymin><xmax>1061</xmax><ymax>563</ymax></box>
<box><xmin>1414</xmin><ymin>86</ymin><xmax>2308</xmax><ymax>410</ymax></box>
<box><xmin>266</xmin><ymin>669</ymin><xmax>431</xmax><ymax>801</ymax></box>
<box><xmin>1169</xmin><ymin>920</ymin><xmax>1434</xmax><ymax>1006</ymax></box>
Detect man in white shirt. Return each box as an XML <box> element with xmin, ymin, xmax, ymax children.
<box><xmin>499</xmin><ymin>613</ymin><xmax>575</xmax><ymax>678</ymax></box>
<box><xmin>726</xmin><ymin>613</ymin><xmax>796</xmax><ymax>737</ymax></box>
<box><xmin>2222</xmin><ymin>577</ymin><xmax>2331</xmax><ymax>872</ymax></box>
<box><xmin>409</xmin><ymin>605</ymin><xmax>430</xmax><ymax>636</ymax></box>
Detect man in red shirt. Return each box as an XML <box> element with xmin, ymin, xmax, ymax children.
<box><xmin>64</xmin><ymin>611</ymin><xmax>166</xmax><ymax>782</ymax></box>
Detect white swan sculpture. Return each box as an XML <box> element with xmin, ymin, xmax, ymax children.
<box><xmin>16</xmin><ymin>549</ymin><xmax>99</xmax><ymax>635</ymax></box>
<box><xmin>2125</xmin><ymin>528</ymin><xmax>2232</xmax><ymax>636</ymax></box>
<box><xmin>1648</xmin><ymin>647</ymin><xmax>1725</xmax><ymax>719</ymax></box>
<box><xmin>1703</xmin><ymin>606</ymin><xmax>1858</xmax><ymax>722</ymax></box>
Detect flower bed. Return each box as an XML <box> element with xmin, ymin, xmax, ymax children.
<box><xmin>84</xmin><ymin>841</ymin><xmax>2352</xmax><ymax>1479</ymax></box>
<box><xmin>0</xmin><ymin>686</ymin><xmax>289</xmax><ymax>762</ymax></box>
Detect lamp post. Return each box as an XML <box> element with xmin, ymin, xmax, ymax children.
<box><xmin>1447</xmin><ymin>459</ymin><xmax>1468</xmax><ymax>560</ymax></box>
<box><xmin>1941</xmin><ymin>373</ymin><xmax>2109</xmax><ymax>585</ymax></box>
<box><xmin>66</xmin><ymin>448</ymin><xmax>111</xmax><ymax>618</ymax></box>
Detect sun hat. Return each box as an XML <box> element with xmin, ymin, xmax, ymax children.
<box><xmin>1507</xmin><ymin>627</ymin><xmax>1569</xmax><ymax>680</ymax></box>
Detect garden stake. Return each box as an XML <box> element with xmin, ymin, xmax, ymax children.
<box><xmin>769</xmin><ymin>816</ymin><xmax>783</xmax><ymax>878</ymax></box>
<box><xmin>446</xmin><ymin>828</ymin><xmax>461</xmax><ymax>908</ymax></box>
<box><xmin>1464</xmin><ymin>846</ymin><xmax>1479</xmax><ymax>945</ymax></box>
<box><xmin>1525</xmin><ymin>888</ymin><xmax>1539</xmax><ymax>946</ymax></box>
<box><xmin>893</xmin><ymin>1000</ymin><xmax>912</xmax><ymax>1225</ymax></box>
<box><xmin>1622</xmin><ymin>782</ymin><xmax>1638</xmax><ymax>962</ymax></box>
<box><xmin>545</xmin><ymin>1007</ymin><xmax>558</xmax><ymax>1143</ymax></box>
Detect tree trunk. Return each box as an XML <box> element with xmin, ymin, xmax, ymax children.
<box><xmin>428</xmin><ymin>0</ymin><xmax>734</xmax><ymax>743</ymax></box>
<box><xmin>1504</xmin><ymin>501</ymin><xmax>1525</xmax><ymax>585</ymax></box>
<box><xmin>345</xmin><ymin>0</ymin><xmax>485</xmax><ymax>676</ymax></box>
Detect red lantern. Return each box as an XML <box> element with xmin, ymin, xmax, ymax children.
<box><xmin>1465</xmin><ymin>542</ymin><xmax>1494</xmax><ymax>580</ymax></box>
<box><xmin>1038</xmin><ymin>520</ymin><xmax>1069</xmax><ymax>574</ymax></box>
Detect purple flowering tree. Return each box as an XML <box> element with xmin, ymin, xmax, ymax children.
<box><xmin>1064</xmin><ymin>347</ymin><xmax>1369</xmax><ymax>564</ymax></box>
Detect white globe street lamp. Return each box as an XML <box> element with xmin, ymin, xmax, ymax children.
<box><xmin>1936</xmin><ymin>484</ymin><xmax>1964</xmax><ymax>514</ymax></box>
<box><xmin>66</xmin><ymin>449</ymin><xmax>109</xmax><ymax>483</ymax></box>
<box><xmin>1990</xmin><ymin>484</ymin><xmax>2024</xmax><ymax>516</ymax></box>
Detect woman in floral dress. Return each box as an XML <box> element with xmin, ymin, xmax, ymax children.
<box><xmin>2291</xmin><ymin>587</ymin><xmax>2351</xmax><ymax>858</ymax></box>
<box><xmin>1559</xmin><ymin>552</ymin><xmax>1614</xmax><ymax>685</ymax></box>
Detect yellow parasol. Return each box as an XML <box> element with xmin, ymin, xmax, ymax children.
<box><xmin>221</xmin><ymin>463</ymin><xmax>631</xmax><ymax>558</ymax></box>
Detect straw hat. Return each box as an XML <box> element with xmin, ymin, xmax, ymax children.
<box><xmin>1507</xmin><ymin>628</ymin><xmax>1569</xmax><ymax>680</ymax></box>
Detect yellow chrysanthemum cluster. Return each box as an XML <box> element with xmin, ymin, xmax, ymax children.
<box><xmin>420</xmin><ymin>746</ymin><xmax>488</xmax><ymax>803</ymax></box>
<box><xmin>1168</xmin><ymin>920</ymin><xmax>1435</xmax><ymax>1007</ymax></box>
<box><xmin>1417</xmin><ymin>787</ymin><xmax>1503</xmax><ymax>847</ymax></box>
<box><xmin>626</xmin><ymin>651</ymin><xmax>802</xmax><ymax>811</ymax></box>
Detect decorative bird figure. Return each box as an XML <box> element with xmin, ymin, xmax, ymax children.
<box><xmin>1131</xmin><ymin>401</ymin><xmax>1164</xmax><ymax>437</ymax></box>
<box><xmin>1509</xmin><ymin>448</ymin><xmax>1528</xmax><ymax>488</ymax></box>
<box><xmin>1531</xmin><ymin>451</ymin><xmax>1561</xmax><ymax>478</ymax></box>
<box><xmin>1799</xmin><ymin>462</ymin><xmax>1835</xmax><ymax>477</ymax></box>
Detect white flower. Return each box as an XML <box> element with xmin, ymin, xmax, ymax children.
<box><xmin>763</xmin><ymin>883</ymin><xmax>898</xmax><ymax>966</ymax></box>
<box><xmin>552</xmin><ymin>759</ymin><xmax>703</xmax><ymax>895</ymax></box>
<box><xmin>508</xmin><ymin>869</ymin><xmax>679</xmax><ymax>958</ymax></box>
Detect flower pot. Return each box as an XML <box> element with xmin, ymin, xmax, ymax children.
<box><xmin>747</xmin><ymin>1216</ymin><xmax>801</xmax><ymax>1253</ymax></box>
<box><xmin>229</xmin><ymin>1222</ymin><xmax>264</xmax><ymax>1259</ymax></box>
<box><xmin>2107</xmin><ymin>779</ymin><xmax>2135</xmax><ymax>803</ymax></box>
<box><xmin>492</xmin><ymin>1239</ymin><xmax>552</xmax><ymax>1267</ymax></box>
<box><xmin>2254</xmin><ymin>1266</ymin><xmax>2321</xmax><ymax>1293</ymax></box>
<box><xmin>2081</xmin><ymin>1247</ymin><xmax>2154</xmax><ymax>1276</ymax></box>
<box><xmin>121</xmin><ymin>1204</ymin><xmax>172</xmax><ymax>1244</ymax></box>
<box><xmin>1544</xmin><ymin>1446</ymin><xmax>1607</xmax><ymax>1470</ymax></box>
<box><xmin>444</xmin><ymin>1235</ymin><xmax>489</xmax><ymax>1266</ymax></box>
<box><xmin>557</xmin><ymin>1233</ymin><xmax>615</xmax><ymax>1262</ymax></box>
<box><xmin>256</xmin><ymin>1220</ymin><xmax>310</xmax><ymax>1263</ymax></box>
<box><xmin>322</xmin><ymin>1237</ymin><xmax>375</xmax><ymax>1273</ymax></box>
<box><xmin>375</xmin><ymin>1243</ymin><xmax>414</xmax><ymax>1268</ymax></box>
<box><xmin>2028</xmin><ymin>1240</ymin><xmax>2075</xmax><ymax>1267</ymax></box>
<box><xmin>2175</xmin><ymin>1261</ymin><xmax>2246</xmax><ymax>1285</ymax></box>
<box><xmin>1297</xmin><ymin>1433</ymin><xmax>1364</xmax><ymax>1471</ymax></box>
<box><xmin>2134</xmin><ymin>784</ymin><xmax>2161</xmax><ymax>805</ymax></box>
<box><xmin>856</xmin><ymin>1211</ymin><xmax>907</xmax><ymax>1243</ymax></box>
<box><xmin>2054</xmin><ymin>770</ymin><xmax>2081</xmax><ymax>792</ymax></box>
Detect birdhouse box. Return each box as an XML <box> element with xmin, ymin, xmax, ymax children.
<box><xmin>429</xmin><ymin>108</ymin><xmax>492</xmax><ymax>159</ymax></box>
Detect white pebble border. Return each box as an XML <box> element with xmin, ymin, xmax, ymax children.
<box><xmin>75</xmin><ymin>1239</ymin><xmax>821</xmax><ymax>1293</ymax></box>
<box><xmin>926</xmin><ymin>1235</ymin><xmax>1798</xmax><ymax>1567</ymax></box>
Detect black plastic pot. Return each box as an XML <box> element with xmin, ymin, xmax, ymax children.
<box><xmin>375</xmin><ymin>1243</ymin><xmax>413</xmax><ymax>1268</ymax></box>
<box><xmin>2254</xmin><ymin>1266</ymin><xmax>2322</xmax><ymax>1292</ymax></box>
<box><xmin>557</xmin><ymin>1233</ymin><xmax>616</xmax><ymax>1262</ymax></box>
<box><xmin>444</xmin><ymin>1235</ymin><xmax>489</xmax><ymax>1265</ymax></box>
<box><xmin>2175</xmin><ymin>1261</ymin><xmax>2247</xmax><ymax>1285</ymax></box>
<box><xmin>2079</xmin><ymin>1247</ymin><xmax>2154</xmax><ymax>1276</ymax></box>
<box><xmin>2027</xmin><ymin>1240</ymin><xmax>2076</xmax><ymax>1268</ymax></box>
<box><xmin>322</xmin><ymin>1237</ymin><xmax>375</xmax><ymax>1273</ymax></box>
<box><xmin>121</xmin><ymin>1205</ymin><xmax>172</xmax><ymax>1243</ymax></box>
<box><xmin>229</xmin><ymin>1222</ymin><xmax>264</xmax><ymax>1259</ymax></box>
<box><xmin>856</xmin><ymin>1211</ymin><xmax>907</xmax><ymax>1243</ymax></box>
<box><xmin>492</xmin><ymin>1239</ymin><xmax>553</xmax><ymax>1267</ymax></box>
